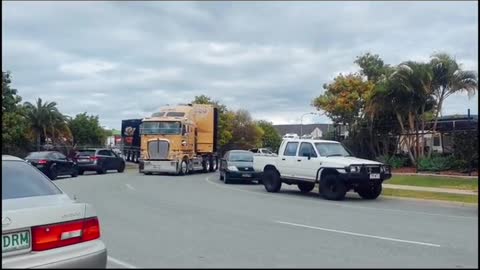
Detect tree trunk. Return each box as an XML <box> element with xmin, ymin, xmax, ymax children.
<box><xmin>36</xmin><ymin>134</ymin><xmax>41</xmax><ymax>151</ymax></box>
<box><xmin>396</xmin><ymin>112</ymin><xmax>416</xmax><ymax>166</ymax></box>
<box><xmin>429</xmin><ymin>91</ymin><xmax>445</xmax><ymax>157</ymax></box>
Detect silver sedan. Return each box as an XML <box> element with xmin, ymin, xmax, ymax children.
<box><xmin>2</xmin><ymin>155</ymin><xmax>107</xmax><ymax>268</ymax></box>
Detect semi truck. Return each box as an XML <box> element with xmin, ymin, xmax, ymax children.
<box><xmin>139</xmin><ymin>103</ymin><xmax>219</xmax><ymax>175</ymax></box>
<box><xmin>121</xmin><ymin>119</ymin><xmax>142</xmax><ymax>163</ymax></box>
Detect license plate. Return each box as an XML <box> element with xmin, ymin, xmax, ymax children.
<box><xmin>242</xmin><ymin>174</ymin><xmax>252</xmax><ymax>177</ymax></box>
<box><xmin>369</xmin><ymin>173</ymin><xmax>380</xmax><ymax>179</ymax></box>
<box><xmin>2</xmin><ymin>231</ymin><xmax>31</xmax><ymax>253</ymax></box>
<box><xmin>78</xmin><ymin>159</ymin><xmax>90</xmax><ymax>163</ymax></box>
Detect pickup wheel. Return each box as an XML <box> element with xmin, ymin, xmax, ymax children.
<box><xmin>319</xmin><ymin>174</ymin><xmax>347</xmax><ymax>200</ymax></box>
<box><xmin>263</xmin><ymin>169</ymin><xmax>281</xmax><ymax>193</ymax></box>
<box><xmin>357</xmin><ymin>183</ymin><xmax>382</xmax><ymax>200</ymax></box>
<box><xmin>298</xmin><ymin>182</ymin><xmax>315</xmax><ymax>193</ymax></box>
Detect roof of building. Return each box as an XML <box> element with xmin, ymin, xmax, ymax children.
<box><xmin>273</xmin><ymin>123</ymin><xmax>346</xmax><ymax>136</ymax></box>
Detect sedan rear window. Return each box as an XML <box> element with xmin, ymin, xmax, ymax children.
<box><xmin>25</xmin><ymin>152</ymin><xmax>53</xmax><ymax>159</ymax></box>
<box><xmin>2</xmin><ymin>161</ymin><xmax>62</xmax><ymax>200</ymax></box>
<box><xmin>229</xmin><ymin>152</ymin><xmax>253</xmax><ymax>162</ymax></box>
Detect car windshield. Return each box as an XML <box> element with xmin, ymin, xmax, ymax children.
<box><xmin>2</xmin><ymin>160</ymin><xmax>62</xmax><ymax>200</ymax></box>
<box><xmin>314</xmin><ymin>143</ymin><xmax>351</xmax><ymax>157</ymax></box>
<box><xmin>25</xmin><ymin>152</ymin><xmax>52</xmax><ymax>159</ymax></box>
<box><xmin>76</xmin><ymin>150</ymin><xmax>96</xmax><ymax>156</ymax></box>
<box><xmin>229</xmin><ymin>152</ymin><xmax>253</xmax><ymax>162</ymax></box>
<box><xmin>140</xmin><ymin>121</ymin><xmax>182</xmax><ymax>135</ymax></box>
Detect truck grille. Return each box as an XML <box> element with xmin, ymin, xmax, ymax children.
<box><xmin>148</xmin><ymin>140</ymin><xmax>169</xmax><ymax>159</ymax></box>
<box><xmin>361</xmin><ymin>166</ymin><xmax>381</xmax><ymax>174</ymax></box>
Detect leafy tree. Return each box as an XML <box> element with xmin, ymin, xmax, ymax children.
<box><xmin>429</xmin><ymin>53</ymin><xmax>478</xmax><ymax>157</ymax></box>
<box><xmin>2</xmin><ymin>71</ymin><xmax>30</xmax><ymax>156</ymax></box>
<box><xmin>24</xmin><ymin>98</ymin><xmax>70</xmax><ymax>150</ymax></box>
<box><xmin>256</xmin><ymin>120</ymin><xmax>282</xmax><ymax>152</ymax></box>
<box><xmin>68</xmin><ymin>113</ymin><xmax>107</xmax><ymax>147</ymax></box>
<box><xmin>223</xmin><ymin>109</ymin><xmax>263</xmax><ymax>151</ymax></box>
<box><xmin>354</xmin><ymin>53</ymin><xmax>392</xmax><ymax>83</ymax></box>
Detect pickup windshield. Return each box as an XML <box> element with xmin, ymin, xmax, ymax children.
<box><xmin>140</xmin><ymin>121</ymin><xmax>182</xmax><ymax>135</ymax></box>
<box><xmin>229</xmin><ymin>152</ymin><xmax>253</xmax><ymax>162</ymax></box>
<box><xmin>314</xmin><ymin>143</ymin><xmax>351</xmax><ymax>157</ymax></box>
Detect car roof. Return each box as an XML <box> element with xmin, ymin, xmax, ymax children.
<box><xmin>283</xmin><ymin>138</ymin><xmax>340</xmax><ymax>143</ymax></box>
<box><xmin>2</xmin><ymin>155</ymin><xmax>24</xmax><ymax>161</ymax></box>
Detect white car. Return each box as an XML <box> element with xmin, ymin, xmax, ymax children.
<box><xmin>253</xmin><ymin>138</ymin><xmax>392</xmax><ymax>200</ymax></box>
<box><xmin>2</xmin><ymin>155</ymin><xmax>107</xmax><ymax>268</ymax></box>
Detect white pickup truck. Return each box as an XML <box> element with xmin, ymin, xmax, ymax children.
<box><xmin>253</xmin><ymin>138</ymin><xmax>392</xmax><ymax>200</ymax></box>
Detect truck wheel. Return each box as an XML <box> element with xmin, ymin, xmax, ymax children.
<box><xmin>263</xmin><ymin>169</ymin><xmax>281</xmax><ymax>192</ymax></box>
<box><xmin>357</xmin><ymin>183</ymin><xmax>382</xmax><ymax>200</ymax></box>
<box><xmin>298</xmin><ymin>182</ymin><xmax>315</xmax><ymax>193</ymax></box>
<box><xmin>179</xmin><ymin>160</ymin><xmax>188</xmax><ymax>175</ymax></box>
<box><xmin>208</xmin><ymin>156</ymin><xmax>217</xmax><ymax>172</ymax></box>
<box><xmin>319</xmin><ymin>174</ymin><xmax>347</xmax><ymax>200</ymax></box>
<box><xmin>203</xmin><ymin>158</ymin><xmax>210</xmax><ymax>173</ymax></box>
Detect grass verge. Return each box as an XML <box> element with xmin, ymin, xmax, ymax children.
<box><xmin>382</xmin><ymin>188</ymin><xmax>478</xmax><ymax>204</ymax></box>
<box><xmin>388</xmin><ymin>175</ymin><xmax>478</xmax><ymax>191</ymax></box>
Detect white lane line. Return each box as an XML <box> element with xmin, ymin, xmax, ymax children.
<box><xmin>275</xmin><ymin>221</ymin><xmax>441</xmax><ymax>247</ymax></box>
<box><xmin>205</xmin><ymin>176</ymin><xmax>476</xmax><ymax>220</ymax></box>
<box><xmin>125</xmin><ymin>184</ymin><xmax>135</xmax><ymax>191</ymax></box>
<box><xmin>108</xmin><ymin>256</ymin><xmax>137</xmax><ymax>268</ymax></box>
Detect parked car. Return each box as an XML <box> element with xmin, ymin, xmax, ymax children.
<box><xmin>24</xmin><ymin>151</ymin><xmax>78</xmax><ymax>180</ymax></box>
<box><xmin>2</xmin><ymin>155</ymin><xmax>107</xmax><ymax>268</ymax></box>
<box><xmin>253</xmin><ymin>138</ymin><xmax>392</xmax><ymax>200</ymax></box>
<box><xmin>74</xmin><ymin>148</ymin><xmax>126</xmax><ymax>175</ymax></box>
<box><xmin>219</xmin><ymin>150</ymin><xmax>261</xmax><ymax>184</ymax></box>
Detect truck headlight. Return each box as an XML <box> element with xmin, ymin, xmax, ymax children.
<box><xmin>227</xmin><ymin>166</ymin><xmax>238</xmax><ymax>171</ymax></box>
<box><xmin>349</xmin><ymin>165</ymin><xmax>361</xmax><ymax>173</ymax></box>
<box><xmin>382</xmin><ymin>165</ymin><xmax>391</xmax><ymax>174</ymax></box>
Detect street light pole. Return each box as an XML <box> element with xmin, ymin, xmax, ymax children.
<box><xmin>300</xmin><ymin>112</ymin><xmax>316</xmax><ymax>137</ymax></box>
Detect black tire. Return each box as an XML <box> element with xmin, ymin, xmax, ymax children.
<box><xmin>208</xmin><ymin>155</ymin><xmax>217</xmax><ymax>172</ymax></box>
<box><xmin>357</xmin><ymin>183</ymin><xmax>382</xmax><ymax>200</ymax></box>
<box><xmin>224</xmin><ymin>172</ymin><xmax>230</xmax><ymax>184</ymax></box>
<box><xmin>71</xmin><ymin>167</ymin><xmax>78</xmax><ymax>178</ymax></box>
<box><xmin>97</xmin><ymin>166</ymin><xmax>107</xmax><ymax>174</ymax></box>
<box><xmin>262</xmin><ymin>169</ymin><xmax>281</xmax><ymax>192</ymax></box>
<box><xmin>78</xmin><ymin>169</ymin><xmax>84</xmax><ymax>175</ymax></box>
<box><xmin>319</xmin><ymin>174</ymin><xmax>347</xmax><ymax>200</ymax></box>
<box><xmin>179</xmin><ymin>160</ymin><xmax>188</xmax><ymax>176</ymax></box>
<box><xmin>145</xmin><ymin>172</ymin><xmax>153</xmax><ymax>175</ymax></box>
<box><xmin>298</xmin><ymin>182</ymin><xmax>315</xmax><ymax>193</ymax></box>
<box><xmin>118</xmin><ymin>162</ymin><xmax>125</xmax><ymax>173</ymax></box>
<box><xmin>219</xmin><ymin>171</ymin><xmax>224</xmax><ymax>180</ymax></box>
<box><xmin>203</xmin><ymin>158</ymin><xmax>210</xmax><ymax>173</ymax></box>
<box><xmin>48</xmin><ymin>166</ymin><xmax>58</xmax><ymax>180</ymax></box>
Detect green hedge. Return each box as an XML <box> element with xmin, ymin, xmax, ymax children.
<box><xmin>376</xmin><ymin>155</ymin><xmax>408</xmax><ymax>168</ymax></box>
<box><xmin>418</xmin><ymin>155</ymin><xmax>456</xmax><ymax>172</ymax></box>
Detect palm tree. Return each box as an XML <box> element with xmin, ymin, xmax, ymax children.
<box><xmin>429</xmin><ymin>53</ymin><xmax>478</xmax><ymax>157</ymax></box>
<box><xmin>23</xmin><ymin>98</ymin><xmax>70</xmax><ymax>150</ymax></box>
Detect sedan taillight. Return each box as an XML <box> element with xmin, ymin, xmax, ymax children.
<box><xmin>31</xmin><ymin>217</ymin><xmax>100</xmax><ymax>251</ymax></box>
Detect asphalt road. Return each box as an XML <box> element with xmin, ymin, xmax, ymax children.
<box><xmin>54</xmin><ymin>170</ymin><xmax>478</xmax><ymax>268</ymax></box>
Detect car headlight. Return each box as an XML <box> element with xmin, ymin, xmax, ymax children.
<box><xmin>227</xmin><ymin>166</ymin><xmax>238</xmax><ymax>171</ymax></box>
<box><xmin>349</xmin><ymin>165</ymin><xmax>361</xmax><ymax>173</ymax></box>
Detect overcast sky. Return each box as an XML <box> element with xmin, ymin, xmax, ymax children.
<box><xmin>2</xmin><ymin>1</ymin><xmax>478</xmax><ymax>129</ymax></box>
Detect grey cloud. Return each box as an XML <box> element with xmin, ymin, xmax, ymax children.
<box><xmin>2</xmin><ymin>1</ymin><xmax>478</xmax><ymax>129</ymax></box>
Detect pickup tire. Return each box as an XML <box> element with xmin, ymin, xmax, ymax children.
<box><xmin>263</xmin><ymin>169</ymin><xmax>281</xmax><ymax>192</ymax></box>
<box><xmin>319</xmin><ymin>174</ymin><xmax>347</xmax><ymax>200</ymax></box>
<box><xmin>298</xmin><ymin>182</ymin><xmax>315</xmax><ymax>193</ymax></box>
<box><xmin>357</xmin><ymin>183</ymin><xmax>382</xmax><ymax>200</ymax></box>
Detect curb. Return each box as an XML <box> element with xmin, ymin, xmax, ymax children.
<box><xmin>393</xmin><ymin>172</ymin><xmax>478</xmax><ymax>179</ymax></box>
<box><xmin>380</xmin><ymin>195</ymin><xmax>478</xmax><ymax>208</ymax></box>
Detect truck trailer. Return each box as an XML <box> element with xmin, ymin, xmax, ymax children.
<box><xmin>139</xmin><ymin>104</ymin><xmax>219</xmax><ymax>175</ymax></box>
<box><xmin>121</xmin><ymin>119</ymin><xmax>142</xmax><ymax>163</ymax></box>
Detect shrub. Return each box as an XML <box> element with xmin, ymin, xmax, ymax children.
<box><xmin>376</xmin><ymin>155</ymin><xmax>408</xmax><ymax>168</ymax></box>
<box><xmin>418</xmin><ymin>154</ymin><xmax>456</xmax><ymax>172</ymax></box>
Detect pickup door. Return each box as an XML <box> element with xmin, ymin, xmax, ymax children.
<box><xmin>280</xmin><ymin>141</ymin><xmax>300</xmax><ymax>177</ymax></box>
<box><xmin>296</xmin><ymin>142</ymin><xmax>319</xmax><ymax>181</ymax></box>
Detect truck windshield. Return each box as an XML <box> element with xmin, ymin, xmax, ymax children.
<box><xmin>140</xmin><ymin>121</ymin><xmax>182</xmax><ymax>135</ymax></box>
<box><xmin>314</xmin><ymin>143</ymin><xmax>351</xmax><ymax>157</ymax></box>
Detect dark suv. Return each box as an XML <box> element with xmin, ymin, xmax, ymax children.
<box><xmin>74</xmin><ymin>148</ymin><xmax>125</xmax><ymax>175</ymax></box>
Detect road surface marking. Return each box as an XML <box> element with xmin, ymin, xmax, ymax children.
<box><xmin>108</xmin><ymin>256</ymin><xmax>137</xmax><ymax>268</ymax></box>
<box><xmin>205</xmin><ymin>176</ymin><xmax>475</xmax><ymax>220</ymax></box>
<box><xmin>125</xmin><ymin>184</ymin><xmax>135</xmax><ymax>191</ymax></box>
<box><xmin>275</xmin><ymin>220</ymin><xmax>441</xmax><ymax>247</ymax></box>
